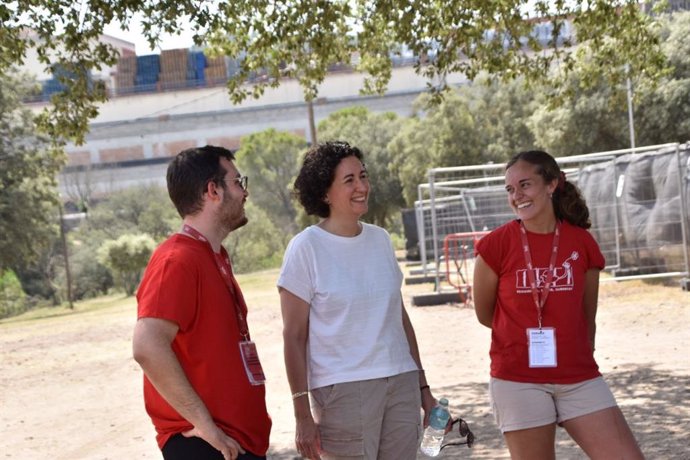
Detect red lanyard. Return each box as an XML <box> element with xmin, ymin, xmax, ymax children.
<box><xmin>519</xmin><ymin>222</ymin><xmax>560</xmax><ymax>329</ymax></box>
<box><xmin>182</xmin><ymin>224</ymin><xmax>250</xmax><ymax>340</ymax></box>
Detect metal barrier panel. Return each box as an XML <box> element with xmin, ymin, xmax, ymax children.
<box><xmin>444</xmin><ymin>231</ymin><xmax>490</xmax><ymax>304</ymax></box>
<box><xmin>413</xmin><ymin>143</ymin><xmax>690</xmax><ymax>292</ymax></box>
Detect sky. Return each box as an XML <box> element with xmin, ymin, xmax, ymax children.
<box><xmin>102</xmin><ymin>18</ymin><xmax>196</xmax><ymax>55</ymax></box>
<box><xmin>99</xmin><ymin>4</ymin><xmax>549</xmax><ymax>55</ymax></box>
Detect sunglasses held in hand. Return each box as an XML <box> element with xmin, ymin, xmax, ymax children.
<box><xmin>440</xmin><ymin>417</ymin><xmax>475</xmax><ymax>451</ymax></box>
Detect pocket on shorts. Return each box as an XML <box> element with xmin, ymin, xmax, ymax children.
<box><xmin>311</xmin><ymin>384</ymin><xmax>337</xmax><ymax>409</ymax></box>
<box><xmin>320</xmin><ymin>436</ymin><xmax>364</xmax><ymax>457</ymax></box>
<box><xmin>312</xmin><ymin>382</ymin><xmax>364</xmax><ymax>457</ymax></box>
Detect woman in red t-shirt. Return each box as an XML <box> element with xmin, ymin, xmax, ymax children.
<box><xmin>473</xmin><ymin>150</ymin><xmax>644</xmax><ymax>459</ymax></box>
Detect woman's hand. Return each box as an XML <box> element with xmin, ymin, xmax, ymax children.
<box><xmin>421</xmin><ymin>388</ymin><xmax>438</xmax><ymax>428</ymax></box>
<box><xmin>295</xmin><ymin>415</ymin><xmax>322</xmax><ymax>459</ymax></box>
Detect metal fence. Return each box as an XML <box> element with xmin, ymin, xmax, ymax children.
<box><xmin>412</xmin><ymin>142</ymin><xmax>690</xmax><ymax>293</ymax></box>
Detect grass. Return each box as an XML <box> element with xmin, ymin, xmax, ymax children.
<box><xmin>235</xmin><ymin>267</ymin><xmax>281</xmax><ymax>291</ymax></box>
<box><xmin>0</xmin><ymin>268</ymin><xmax>282</xmax><ymax>326</ymax></box>
<box><xmin>2</xmin><ymin>265</ymin><xmax>684</xmax><ymax>327</ymax></box>
<box><xmin>0</xmin><ymin>293</ymin><xmax>133</xmax><ymax>326</ymax></box>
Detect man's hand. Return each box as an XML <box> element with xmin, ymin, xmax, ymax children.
<box><xmin>182</xmin><ymin>424</ymin><xmax>246</xmax><ymax>460</ymax></box>
<box><xmin>133</xmin><ymin>318</ymin><xmax>244</xmax><ymax>458</ymax></box>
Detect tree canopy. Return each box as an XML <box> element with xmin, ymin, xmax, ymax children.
<box><xmin>530</xmin><ymin>12</ymin><xmax>690</xmax><ymax>155</ymax></box>
<box><xmin>0</xmin><ymin>70</ymin><xmax>63</xmax><ymax>272</ymax></box>
<box><xmin>3</xmin><ymin>1</ymin><xmax>667</xmax><ymax>144</ymax></box>
<box><xmin>636</xmin><ymin>12</ymin><xmax>690</xmax><ymax>146</ymax></box>
<box><xmin>389</xmin><ymin>91</ymin><xmax>491</xmax><ymax>203</ymax></box>
<box><xmin>235</xmin><ymin>129</ymin><xmax>307</xmax><ymax>235</ymax></box>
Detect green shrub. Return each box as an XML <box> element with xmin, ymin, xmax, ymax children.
<box><xmin>0</xmin><ymin>270</ymin><xmax>28</xmax><ymax>318</ymax></box>
<box><xmin>225</xmin><ymin>203</ymin><xmax>289</xmax><ymax>274</ymax></box>
<box><xmin>54</xmin><ymin>243</ymin><xmax>113</xmax><ymax>301</ymax></box>
<box><xmin>390</xmin><ymin>232</ymin><xmax>405</xmax><ymax>251</ymax></box>
<box><xmin>97</xmin><ymin>234</ymin><xmax>155</xmax><ymax>296</ymax></box>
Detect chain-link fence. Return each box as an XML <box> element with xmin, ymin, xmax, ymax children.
<box><xmin>407</xmin><ymin>142</ymin><xmax>690</xmax><ymax>298</ymax></box>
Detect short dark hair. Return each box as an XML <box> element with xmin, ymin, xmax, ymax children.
<box><xmin>167</xmin><ymin>145</ymin><xmax>235</xmax><ymax>218</ymax></box>
<box><xmin>507</xmin><ymin>150</ymin><xmax>591</xmax><ymax>229</ymax></box>
<box><xmin>294</xmin><ymin>141</ymin><xmax>364</xmax><ymax>218</ymax></box>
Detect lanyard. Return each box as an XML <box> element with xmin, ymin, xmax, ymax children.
<box><xmin>182</xmin><ymin>224</ymin><xmax>250</xmax><ymax>340</ymax></box>
<box><xmin>519</xmin><ymin>221</ymin><xmax>560</xmax><ymax>329</ymax></box>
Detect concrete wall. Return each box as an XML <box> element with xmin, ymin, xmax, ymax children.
<box><xmin>61</xmin><ymin>89</ymin><xmax>421</xmax><ymax>167</ymax></box>
<box><xmin>30</xmin><ymin>65</ymin><xmax>464</xmax><ymax>126</ymax></box>
<box><xmin>47</xmin><ymin>64</ymin><xmax>466</xmax><ymax>200</ymax></box>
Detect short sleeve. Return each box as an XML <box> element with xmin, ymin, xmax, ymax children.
<box><xmin>380</xmin><ymin>227</ymin><xmax>404</xmax><ymax>279</ymax></box>
<box><xmin>583</xmin><ymin>230</ymin><xmax>605</xmax><ymax>270</ymax></box>
<box><xmin>136</xmin><ymin>250</ymin><xmax>197</xmax><ymax>331</ymax></box>
<box><xmin>277</xmin><ymin>236</ymin><xmax>314</xmax><ymax>304</ymax></box>
<box><xmin>475</xmin><ymin>230</ymin><xmax>502</xmax><ymax>276</ymax></box>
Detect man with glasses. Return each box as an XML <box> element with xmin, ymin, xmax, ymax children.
<box><xmin>133</xmin><ymin>145</ymin><xmax>271</xmax><ymax>460</ymax></box>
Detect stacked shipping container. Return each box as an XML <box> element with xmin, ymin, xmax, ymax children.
<box><xmin>39</xmin><ymin>48</ymin><xmax>240</xmax><ymax>99</ymax></box>
<box><xmin>204</xmin><ymin>54</ymin><xmax>228</xmax><ymax>86</ymax></box>
<box><xmin>159</xmin><ymin>48</ymin><xmax>189</xmax><ymax>90</ymax></box>
<box><xmin>111</xmin><ymin>49</ymin><xmax>227</xmax><ymax>94</ymax></box>
<box><xmin>42</xmin><ymin>64</ymin><xmax>95</xmax><ymax>98</ymax></box>
<box><xmin>115</xmin><ymin>55</ymin><xmax>137</xmax><ymax>94</ymax></box>
<box><xmin>188</xmin><ymin>51</ymin><xmax>207</xmax><ymax>86</ymax></box>
<box><xmin>134</xmin><ymin>55</ymin><xmax>160</xmax><ymax>92</ymax></box>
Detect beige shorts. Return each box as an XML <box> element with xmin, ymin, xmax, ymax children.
<box><xmin>489</xmin><ymin>376</ymin><xmax>618</xmax><ymax>433</ymax></box>
<box><xmin>310</xmin><ymin>371</ymin><xmax>421</xmax><ymax>460</ymax></box>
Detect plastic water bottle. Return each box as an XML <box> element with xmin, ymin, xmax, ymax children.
<box><xmin>420</xmin><ymin>397</ymin><xmax>451</xmax><ymax>457</ymax></box>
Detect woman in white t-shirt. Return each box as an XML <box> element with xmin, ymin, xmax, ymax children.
<box><xmin>277</xmin><ymin>141</ymin><xmax>437</xmax><ymax>460</ymax></box>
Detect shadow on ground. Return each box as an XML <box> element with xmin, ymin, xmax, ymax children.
<box><xmin>266</xmin><ymin>365</ymin><xmax>690</xmax><ymax>459</ymax></box>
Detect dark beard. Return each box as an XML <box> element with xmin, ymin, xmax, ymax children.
<box><xmin>232</xmin><ymin>216</ymin><xmax>249</xmax><ymax>231</ymax></box>
<box><xmin>222</xmin><ymin>211</ymin><xmax>248</xmax><ymax>233</ymax></box>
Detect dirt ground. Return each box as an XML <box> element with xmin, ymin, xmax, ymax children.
<box><xmin>2</xmin><ymin>266</ymin><xmax>689</xmax><ymax>460</ymax></box>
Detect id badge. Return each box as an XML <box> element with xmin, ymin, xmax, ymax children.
<box><xmin>527</xmin><ymin>327</ymin><xmax>557</xmax><ymax>368</ymax></box>
<box><xmin>239</xmin><ymin>340</ymin><xmax>267</xmax><ymax>385</ymax></box>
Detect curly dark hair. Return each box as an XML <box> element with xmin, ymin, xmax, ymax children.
<box><xmin>294</xmin><ymin>141</ymin><xmax>364</xmax><ymax>218</ymax></box>
<box><xmin>506</xmin><ymin>150</ymin><xmax>591</xmax><ymax>229</ymax></box>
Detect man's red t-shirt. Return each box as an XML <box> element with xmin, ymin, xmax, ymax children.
<box><xmin>136</xmin><ymin>234</ymin><xmax>271</xmax><ymax>454</ymax></box>
<box><xmin>475</xmin><ymin>220</ymin><xmax>605</xmax><ymax>384</ymax></box>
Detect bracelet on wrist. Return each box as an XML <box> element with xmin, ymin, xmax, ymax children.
<box><xmin>420</xmin><ymin>385</ymin><xmax>430</xmax><ymax>392</ymax></box>
<box><xmin>292</xmin><ymin>390</ymin><xmax>309</xmax><ymax>400</ymax></box>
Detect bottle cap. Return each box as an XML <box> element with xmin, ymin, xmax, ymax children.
<box><xmin>439</xmin><ymin>397</ymin><xmax>449</xmax><ymax>406</ymax></box>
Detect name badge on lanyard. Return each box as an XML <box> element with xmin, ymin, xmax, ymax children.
<box><xmin>519</xmin><ymin>222</ymin><xmax>560</xmax><ymax>368</ymax></box>
<box><xmin>527</xmin><ymin>327</ymin><xmax>557</xmax><ymax>367</ymax></box>
<box><xmin>239</xmin><ymin>341</ymin><xmax>267</xmax><ymax>385</ymax></box>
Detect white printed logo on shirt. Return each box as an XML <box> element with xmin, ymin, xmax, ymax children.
<box><xmin>515</xmin><ymin>251</ymin><xmax>579</xmax><ymax>293</ymax></box>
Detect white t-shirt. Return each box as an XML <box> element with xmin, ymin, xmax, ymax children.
<box><xmin>277</xmin><ymin>223</ymin><xmax>418</xmax><ymax>389</ymax></box>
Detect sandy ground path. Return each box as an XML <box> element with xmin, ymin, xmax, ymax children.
<box><xmin>2</xmin><ymin>269</ymin><xmax>689</xmax><ymax>460</ymax></box>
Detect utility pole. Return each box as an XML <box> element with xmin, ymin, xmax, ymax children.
<box><xmin>625</xmin><ymin>63</ymin><xmax>636</xmax><ymax>152</ymax></box>
<box><xmin>306</xmin><ymin>97</ymin><xmax>317</xmax><ymax>146</ymax></box>
<box><xmin>58</xmin><ymin>206</ymin><xmax>74</xmax><ymax>309</ymax></box>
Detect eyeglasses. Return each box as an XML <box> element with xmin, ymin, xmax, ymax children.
<box><xmin>225</xmin><ymin>175</ymin><xmax>248</xmax><ymax>191</ymax></box>
<box><xmin>439</xmin><ymin>417</ymin><xmax>475</xmax><ymax>451</ymax></box>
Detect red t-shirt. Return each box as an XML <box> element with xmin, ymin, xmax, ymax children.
<box><xmin>136</xmin><ymin>234</ymin><xmax>271</xmax><ymax>453</ymax></box>
<box><xmin>475</xmin><ymin>220</ymin><xmax>605</xmax><ymax>383</ymax></box>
